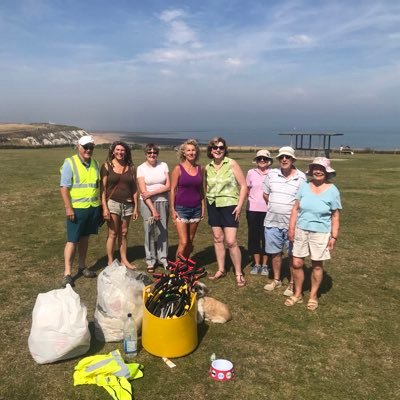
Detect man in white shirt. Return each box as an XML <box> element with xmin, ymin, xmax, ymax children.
<box><xmin>262</xmin><ymin>147</ymin><xmax>306</xmax><ymax>296</ymax></box>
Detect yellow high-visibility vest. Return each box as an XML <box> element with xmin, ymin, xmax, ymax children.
<box><xmin>73</xmin><ymin>350</ymin><xmax>144</xmax><ymax>400</ymax></box>
<box><xmin>62</xmin><ymin>154</ymin><xmax>100</xmax><ymax>208</ymax></box>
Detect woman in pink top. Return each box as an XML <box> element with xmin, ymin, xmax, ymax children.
<box><xmin>170</xmin><ymin>139</ymin><xmax>205</xmax><ymax>260</ymax></box>
<box><xmin>246</xmin><ymin>150</ymin><xmax>273</xmax><ymax>275</ymax></box>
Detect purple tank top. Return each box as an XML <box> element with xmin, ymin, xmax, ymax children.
<box><xmin>175</xmin><ymin>164</ymin><xmax>203</xmax><ymax>208</ymax></box>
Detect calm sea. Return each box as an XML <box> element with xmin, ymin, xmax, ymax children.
<box><xmin>122</xmin><ymin>127</ymin><xmax>399</xmax><ymax>150</ymax></box>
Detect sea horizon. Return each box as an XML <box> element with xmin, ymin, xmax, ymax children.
<box><xmin>93</xmin><ymin>127</ymin><xmax>399</xmax><ymax>150</ymax></box>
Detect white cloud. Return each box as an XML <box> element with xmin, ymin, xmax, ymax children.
<box><xmin>225</xmin><ymin>57</ymin><xmax>242</xmax><ymax>67</ymax></box>
<box><xmin>159</xmin><ymin>9</ymin><xmax>186</xmax><ymax>23</ymax></box>
<box><xmin>139</xmin><ymin>47</ymin><xmax>218</xmax><ymax>64</ymax></box>
<box><xmin>167</xmin><ymin>20</ymin><xmax>197</xmax><ymax>44</ymax></box>
<box><xmin>288</xmin><ymin>34</ymin><xmax>313</xmax><ymax>45</ymax></box>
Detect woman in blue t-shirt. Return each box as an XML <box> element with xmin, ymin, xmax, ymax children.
<box><xmin>286</xmin><ymin>157</ymin><xmax>342</xmax><ymax>311</ymax></box>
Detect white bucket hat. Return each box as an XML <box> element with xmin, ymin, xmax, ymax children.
<box><xmin>253</xmin><ymin>149</ymin><xmax>273</xmax><ymax>163</ymax></box>
<box><xmin>276</xmin><ymin>146</ymin><xmax>296</xmax><ymax>160</ymax></box>
<box><xmin>306</xmin><ymin>157</ymin><xmax>336</xmax><ymax>178</ymax></box>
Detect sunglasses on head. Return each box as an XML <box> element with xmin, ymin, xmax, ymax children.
<box><xmin>82</xmin><ymin>143</ymin><xmax>94</xmax><ymax>150</ymax></box>
<box><xmin>147</xmin><ymin>150</ymin><xmax>159</xmax><ymax>154</ymax></box>
<box><xmin>278</xmin><ymin>155</ymin><xmax>292</xmax><ymax>160</ymax></box>
<box><xmin>211</xmin><ymin>145</ymin><xmax>225</xmax><ymax>151</ymax></box>
<box><xmin>256</xmin><ymin>156</ymin><xmax>269</xmax><ymax>162</ymax></box>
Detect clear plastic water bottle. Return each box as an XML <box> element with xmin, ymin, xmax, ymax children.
<box><xmin>123</xmin><ymin>313</ymin><xmax>137</xmax><ymax>359</ymax></box>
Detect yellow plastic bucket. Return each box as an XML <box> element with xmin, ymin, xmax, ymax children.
<box><xmin>142</xmin><ymin>285</ymin><xmax>198</xmax><ymax>358</ymax></box>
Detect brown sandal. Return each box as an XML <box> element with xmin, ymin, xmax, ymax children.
<box><xmin>236</xmin><ymin>274</ymin><xmax>246</xmax><ymax>287</ymax></box>
<box><xmin>208</xmin><ymin>270</ymin><xmax>226</xmax><ymax>281</ymax></box>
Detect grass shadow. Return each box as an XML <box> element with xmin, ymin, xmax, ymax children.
<box><xmin>87</xmin><ymin>321</ymin><xmax>106</xmax><ymax>355</ymax></box>
<box><xmin>192</xmin><ymin>245</ymin><xmax>248</xmax><ymax>275</ymax></box>
<box><xmin>281</xmin><ymin>255</ymin><xmax>291</xmax><ymax>282</ymax></box>
<box><xmin>302</xmin><ymin>265</ymin><xmax>333</xmax><ymax>297</ymax></box>
<box><xmin>192</xmin><ymin>245</ymin><xmax>216</xmax><ymax>270</ymax></box>
<box><xmin>197</xmin><ymin>321</ymin><xmax>210</xmax><ymax>345</ymax></box>
<box><xmin>126</xmin><ymin>245</ymin><xmax>146</xmax><ymax>263</ymax></box>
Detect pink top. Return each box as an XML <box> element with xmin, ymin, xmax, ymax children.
<box><xmin>246</xmin><ymin>168</ymin><xmax>270</xmax><ymax>212</ymax></box>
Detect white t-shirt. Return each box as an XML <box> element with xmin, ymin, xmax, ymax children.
<box><xmin>137</xmin><ymin>161</ymin><xmax>169</xmax><ymax>202</ymax></box>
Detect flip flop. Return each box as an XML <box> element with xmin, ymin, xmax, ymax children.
<box><xmin>284</xmin><ymin>295</ymin><xmax>303</xmax><ymax>306</ymax></box>
<box><xmin>307</xmin><ymin>299</ymin><xmax>319</xmax><ymax>311</ymax></box>
<box><xmin>208</xmin><ymin>270</ymin><xmax>226</xmax><ymax>281</ymax></box>
<box><xmin>236</xmin><ymin>274</ymin><xmax>246</xmax><ymax>288</ymax></box>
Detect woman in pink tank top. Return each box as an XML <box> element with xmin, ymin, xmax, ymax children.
<box><xmin>170</xmin><ymin>139</ymin><xmax>205</xmax><ymax>259</ymax></box>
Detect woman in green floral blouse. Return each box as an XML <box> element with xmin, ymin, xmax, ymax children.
<box><xmin>205</xmin><ymin>137</ymin><xmax>248</xmax><ymax>287</ymax></box>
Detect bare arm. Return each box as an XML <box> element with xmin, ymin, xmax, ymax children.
<box><xmin>101</xmin><ymin>164</ymin><xmax>111</xmax><ymax>221</ymax></box>
<box><xmin>231</xmin><ymin>160</ymin><xmax>248</xmax><ymax>221</ymax></box>
<box><xmin>328</xmin><ymin>209</ymin><xmax>340</xmax><ymax>250</ymax></box>
<box><xmin>201</xmin><ymin>166</ymin><xmax>207</xmax><ymax>218</ymax></box>
<box><xmin>169</xmin><ymin>165</ymin><xmax>180</xmax><ymax>222</ymax></box>
<box><xmin>60</xmin><ymin>186</ymin><xmax>75</xmax><ymax>221</ymax></box>
<box><xmin>288</xmin><ymin>200</ymin><xmax>300</xmax><ymax>242</ymax></box>
<box><xmin>131</xmin><ymin>166</ymin><xmax>138</xmax><ymax>221</ymax></box>
<box><xmin>137</xmin><ymin>176</ymin><xmax>160</xmax><ymax>220</ymax></box>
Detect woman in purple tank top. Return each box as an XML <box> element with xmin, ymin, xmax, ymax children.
<box><xmin>170</xmin><ymin>139</ymin><xmax>205</xmax><ymax>259</ymax></box>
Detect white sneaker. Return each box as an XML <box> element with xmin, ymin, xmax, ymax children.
<box><xmin>250</xmin><ymin>265</ymin><xmax>260</xmax><ymax>275</ymax></box>
<box><xmin>264</xmin><ymin>279</ymin><xmax>282</xmax><ymax>291</ymax></box>
<box><xmin>260</xmin><ymin>265</ymin><xmax>269</xmax><ymax>276</ymax></box>
<box><xmin>283</xmin><ymin>283</ymin><xmax>294</xmax><ymax>297</ymax></box>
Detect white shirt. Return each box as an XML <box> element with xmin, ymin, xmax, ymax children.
<box><xmin>137</xmin><ymin>161</ymin><xmax>169</xmax><ymax>202</ymax></box>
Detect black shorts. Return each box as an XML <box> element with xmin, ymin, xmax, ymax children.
<box><xmin>207</xmin><ymin>202</ymin><xmax>239</xmax><ymax>228</ymax></box>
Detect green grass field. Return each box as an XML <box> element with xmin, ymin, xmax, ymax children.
<box><xmin>0</xmin><ymin>147</ymin><xmax>399</xmax><ymax>400</ymax></box>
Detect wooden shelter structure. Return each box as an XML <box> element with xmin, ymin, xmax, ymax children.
<box><xmin>279</xmin><ymin>132</ymin><xmax>343</xmax><ymax>158</ymax></box>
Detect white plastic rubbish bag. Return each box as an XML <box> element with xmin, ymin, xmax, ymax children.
<box><xmin>28</xmin><ymin>284</ymin><xmax>91</xmax><ymax>364</ymax></box>
<box><xmin>94</xmin><ymin>260</ymin><xmax>146</xmax><ymax>342</ymax></box>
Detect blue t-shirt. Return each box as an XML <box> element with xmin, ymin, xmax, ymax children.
<box><xmin>296</xmin><ymin>182</ymin><xmax>342</xmax><ymax>233</ymax></box>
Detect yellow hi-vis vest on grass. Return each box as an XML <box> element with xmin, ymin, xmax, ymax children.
<box><xmin>73</xmin><ymin>350</ymin><xmax>144</xmax><ymax>400</ymax></box>
<box><xmin>63</xmin><ymin>154</ymin><xmax>100</xmax><ymax>208</ymax></box>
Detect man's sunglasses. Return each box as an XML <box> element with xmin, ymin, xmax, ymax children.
<box><xmin>81</xmin><ymin>144</ymin><xmax>94</xmax><ymax>150</ymax></box>
<box><xmin>211</xmin><ymin>145</ymin><xmax>225</xmax><ymax>151</ymax></box>
<box><xmin>147</xmin><ymin>150</ymin><xmax>159</xmax><ymax>154</ymax></box>
<box><xmin>278</xmin><ymin>155</ymin><xmax>293</xmax><ymax>160</ymax></box>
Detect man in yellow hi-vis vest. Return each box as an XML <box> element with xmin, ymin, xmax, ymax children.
<box><xmin>60</xmin><ymin>135</ymin><xmax>100</xmax><ymax>287</ymax></box>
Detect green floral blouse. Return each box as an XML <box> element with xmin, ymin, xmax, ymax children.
<box><xmin>205</xmin><ymin>157</ymin><xmax>239</xmax><ymax>207</ymax></box>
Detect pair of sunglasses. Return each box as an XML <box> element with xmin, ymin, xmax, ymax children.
<box><xmin>256</xmin><ymin>156</ymin><xmax>269</xmax><ymax>162</ymax></box>
<box><xmin>278</xmin><ymin>155</ymin><xmax>293</xmax><ymax>160</ymax></box>
<box><xmin>81</xmin><ymin>143</ymin><xmax>94</xmax><ymax>150</ymax></box>
<box><xmin>211</xmin><ymin>145</ymin><xmax>225</xmax><ymax>151</ymax></box>
<box><xmin>147</xmin><ymin>150</ymin><xmax>159</xmax><ymax>155</ymax></box>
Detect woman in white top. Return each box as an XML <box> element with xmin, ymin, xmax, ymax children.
<box><xmin>137</xmin><ymin>144</ymin><xmax>170</xmax><ymax>272</ymax></box>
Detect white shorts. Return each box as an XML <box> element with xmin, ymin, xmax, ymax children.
<box><xmin>292</xmin><ymin>227</ymin><xmax>331</xmax><ymax>261</ymax></box>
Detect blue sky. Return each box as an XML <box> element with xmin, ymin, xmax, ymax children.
<box><xmin>0</xmin><ymin>0</ymin><xmax>399</xmax><ymax>134</ymax></box>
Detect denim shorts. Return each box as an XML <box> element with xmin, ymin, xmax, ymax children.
<box><xmin>67</xmin><ymin>206</ymin><xmax>100</xmax><ymax>243</ymax></box>
<box><xmin>264</xmin><ymin>226</ymin><xmax>293</xmax><ymax>255</ymax></box>
<box><xmin>175</xmin><ymin>205</ymin><xmax>202</xmax><ymax>223</ymax></box>
<box><xmin>107</xmin><ymin>199</ymin><xmax>133</xmax><ymax>218</ymax></box>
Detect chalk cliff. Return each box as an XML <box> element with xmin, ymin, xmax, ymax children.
<box><xmin>0</xmin><ymin>123</ymin><xmax>90</xmax><ymax>147</ymax></box>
